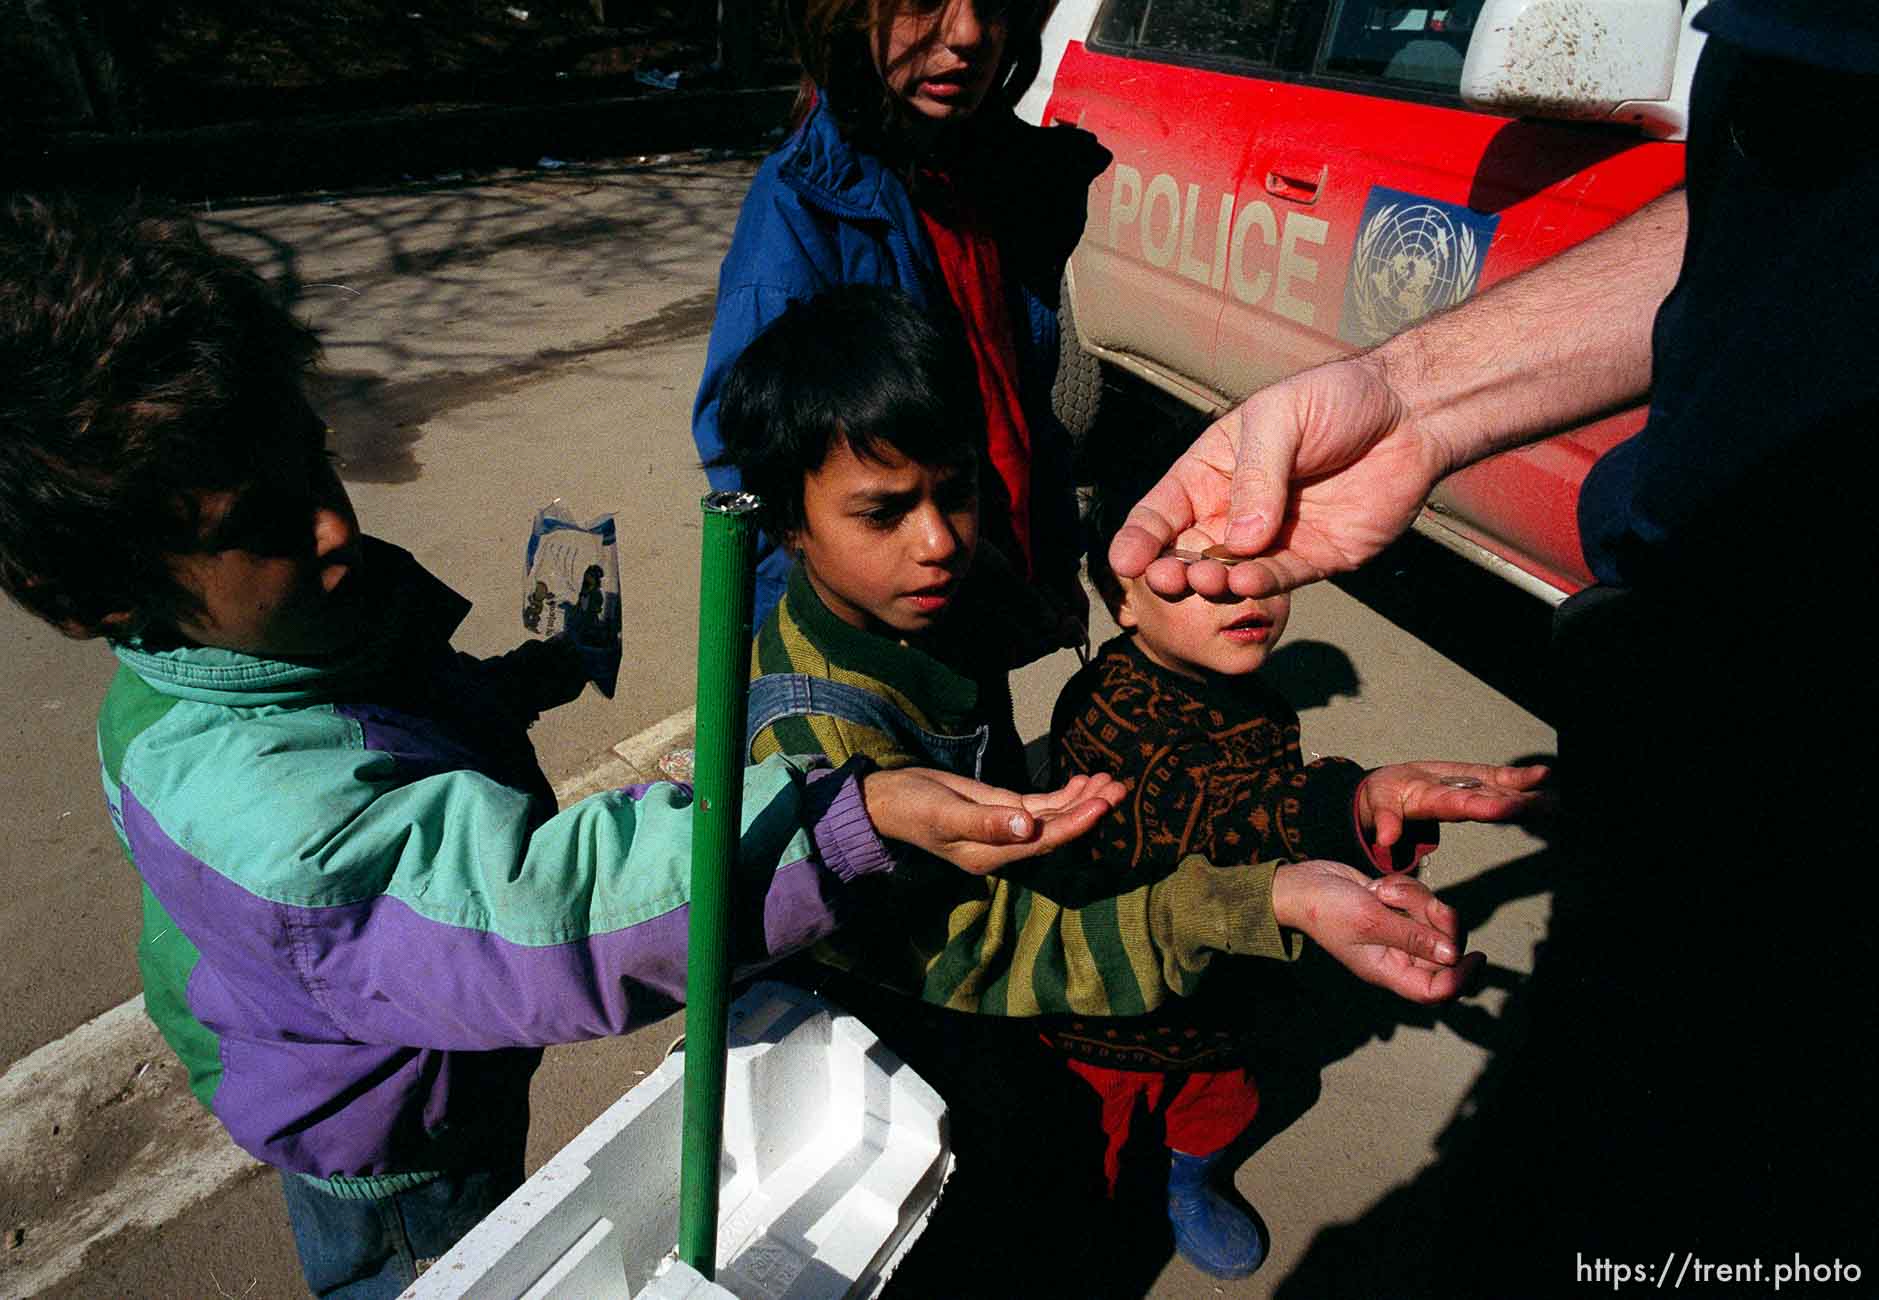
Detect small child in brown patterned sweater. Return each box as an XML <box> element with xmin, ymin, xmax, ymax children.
<box><xmin>1047</xmin><ymin>452</ymin><xmax>1549</xmax><ymax>1279</ymax></box>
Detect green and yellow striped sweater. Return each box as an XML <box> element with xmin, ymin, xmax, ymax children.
<box><xmin>751</xmin><ymin>564</ymin><xmax>1297</xmax><ymax>1019</ymax></box>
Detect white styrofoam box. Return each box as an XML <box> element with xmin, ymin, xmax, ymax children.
<box><xmin>637</xmin><ymin>1258</ymin><xmax>736</xmax><ymax>1300</ymax></box>
<box><xmin>405</xmin><ymin>982</ymin><xmax>952</xmax><ymax>1300</ymax></box>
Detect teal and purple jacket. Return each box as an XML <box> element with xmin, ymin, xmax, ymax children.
<box><xmin>99</xmin><ymin>545</ymin><xmax>892</xmax><ymax>1199</ymax></box>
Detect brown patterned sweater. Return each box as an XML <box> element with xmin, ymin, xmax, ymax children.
<box><xmin>1043</xmin><ymin>632</ymin><xmax>1381</xmax><ymax>1070</ymax></box>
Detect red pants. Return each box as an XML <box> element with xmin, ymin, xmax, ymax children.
<box><xmin>1065</xmin><ymin>1059</ymin><xmax>1261</xmax><ymax>1196</ymax></box>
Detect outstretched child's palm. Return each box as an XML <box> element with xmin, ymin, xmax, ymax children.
<box><xmin>1359</xmin><ymin>762</ymin><xmax>1552</xmax><ymax>850</ymax></box>
<box><xmin>863</xmin><ymin>769</ymin><xmax>1127</xmax><ymax>876</ymax></box>
<box><xmin>1273</xmin><ymin>859</ymin><xmax>1484</xmax><ymax>1005</ymax></box>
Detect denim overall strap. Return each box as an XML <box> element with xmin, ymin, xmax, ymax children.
<box><xmin>745</xmin><ymin>673</ymin><xmax>989</xmax><ymax>779</ymax></box>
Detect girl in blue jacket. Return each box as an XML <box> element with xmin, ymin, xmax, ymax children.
<box><xmin>692</xmin><ymin>0</ymin><xmax>1110</xmax><ymax>633</ymax></box>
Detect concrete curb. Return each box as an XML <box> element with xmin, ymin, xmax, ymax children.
<box><xmin>8</xmin><ymin>85</ymin><xmax>795</xmax><ymax>201</ymax></box>
<box><xmin>0</xmin><ymin>996</ymin><xmax>265</xmax><ymax>1296</ymax></box>
<box><xmin>552</xmin><ymin>708</ymin><xmax>696</xmax><ymax>807</ymax></box>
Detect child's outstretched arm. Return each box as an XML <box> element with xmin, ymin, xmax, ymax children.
<box><xmin>120</xmin><ymin>740</ymin><xmax>1120</xmax><ymax>1057</ymax></box>
<box><xmin>1356</xmin><ymin>762</ymin><xmax>1552</xmax><ymax>858</ymax></box>
<box><xmin>930</xmin><ymin>849</ymin><xmax>1481</xmax><ymax>1015</ymax></box>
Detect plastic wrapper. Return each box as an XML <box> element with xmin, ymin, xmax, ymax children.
<box><xmin>523</xmin><ymin>501</ymin><xmax>621</xmax><ymax>697</ymax></box>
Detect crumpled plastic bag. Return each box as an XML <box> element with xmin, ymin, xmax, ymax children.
<box><xmin>523</xmin><ymin>501</ymin><xmax>621</xmax><ymax>697</ymax></box>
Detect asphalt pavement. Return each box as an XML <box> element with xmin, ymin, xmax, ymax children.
<box><xmin>1</xmin><ymin>128</ymin><xmax>1563</xmax><ymax>1299</ymax></box>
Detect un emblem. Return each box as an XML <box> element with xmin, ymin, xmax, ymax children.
<box><xmin>1338</xmin><ymin>188</ymin><xmax>1499</xmax><ymax>348</ymax></box>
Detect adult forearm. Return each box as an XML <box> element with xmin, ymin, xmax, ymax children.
<box><xmin>1375</xmin><ymin>188</ymin><xmax>1687</xmax><ymax>476</ymax></box>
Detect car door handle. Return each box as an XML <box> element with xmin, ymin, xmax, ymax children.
<box><xmin>1264</xmin><ymin>161</ymin><xmax>1326</xmax><ymax>204</ymax></box>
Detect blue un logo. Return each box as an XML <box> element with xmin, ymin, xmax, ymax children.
<box><xmin>1337</xmin><ymin>187</ymin><xmax>1499</xmax><ymax>348</ymax></box>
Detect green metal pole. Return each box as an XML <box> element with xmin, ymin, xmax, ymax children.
<box><xmin>678</xmin><ymin>489</ymin><xmax>761</xmax><ymax>1278</ymax></box>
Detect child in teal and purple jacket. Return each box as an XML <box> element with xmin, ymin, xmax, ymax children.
<box><xmin>0</xmin><ymin>193</ymin><xmax>1122</xmax><ymax>1298</ymax></box>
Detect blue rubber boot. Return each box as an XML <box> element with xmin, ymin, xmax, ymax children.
<box><xmin>1166</xmin><ymin>1149</ymin><xmax>1265</xmax><ymax>1279</ymax></box>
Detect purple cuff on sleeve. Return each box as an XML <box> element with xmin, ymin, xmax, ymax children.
<box><xmin>805</xmin><ymin>758</ymin><xmax>894</xmax><ymax>883</ymax></box>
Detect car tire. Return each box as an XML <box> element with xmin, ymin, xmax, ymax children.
<box><xmin>1052</xmin><ymin>280</ymin><xmax>1103</xmax><ymax>449</ymax></box>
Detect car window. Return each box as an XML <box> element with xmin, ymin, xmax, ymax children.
<box><xmin>1318</xmin><ymin>1</ymin><xmax>1480</xmax><ymax>93</ymax></box>
<box><xmin>1093</xmin><ymin>0</ymin><xmax>1324</xmax><ymax>70</ymax></box>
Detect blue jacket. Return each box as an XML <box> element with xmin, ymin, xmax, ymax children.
<box><xmin>102</xmin><ymin>541</ymin><xmax>895</xmax><ymax>1198</ymax></box>
<box><xmin>692</xmin><ymin>96</ymin><xmax>1110</xmax><ymax>624</ymax></box>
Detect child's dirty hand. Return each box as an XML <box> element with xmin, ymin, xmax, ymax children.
<box><xmin>1273</xmin><ymin>859</ymin><xmax>1484</xmax><ymax>1004</ymax></box>
<box><xmin>1357</xmin><ymin>762</ymin><xmax>1552</xmax><ymax>851</ymax></box>
<box><xmin>863</xmin><ymin>769</ymin><xmax>1127</xmax><ymax>875</ymax></box>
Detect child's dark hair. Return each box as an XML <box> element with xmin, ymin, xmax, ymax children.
<box><xmin>709</xmin><ymin>284</ymin><xmax>981</xmax><ymax>540</ymax></box>
<box><xmin>787</xmin><ymin>0</ymin><xmax>1049</xmax><ymax>160</ymax></box>
<box><xmin>0</xmin><ymin>193</ymin><xmax>321</xmax><ymax>636</ymax></box>
<box><xmin>1083</xmin><ymin>433</ymin><xmax>1191</xmax><ymax>617</ymax></box>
